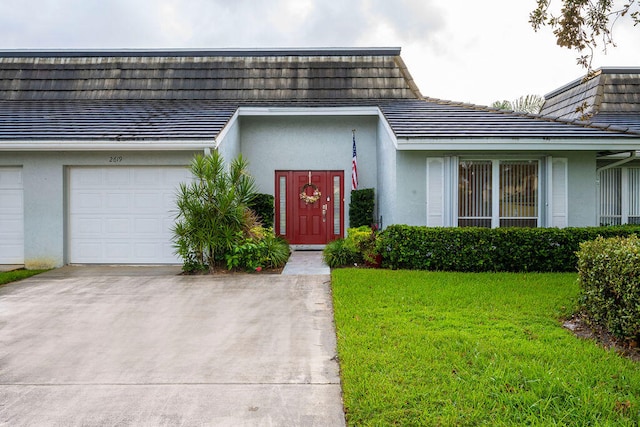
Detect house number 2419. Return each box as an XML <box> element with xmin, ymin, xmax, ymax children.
<box><xmin>109</xmin><ymin>156</ymin><xmax>123</xmax><ymax>163</ymax></box>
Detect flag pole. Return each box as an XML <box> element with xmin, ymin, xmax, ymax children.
<box><xmin>351</xmin><ymin>129</ymin><xmax>358</xmax><ymax>191</ymax></box>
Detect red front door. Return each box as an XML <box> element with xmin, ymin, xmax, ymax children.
<box><xmin>275</xmin><ymin>171</ymin><xmax>344</xmax><ymax>245</ymax></box>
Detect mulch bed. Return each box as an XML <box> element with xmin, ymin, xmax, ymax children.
<box><xmin>181</xmin><ymin>266</ymin><xmax>284</xmax><ymax>275</ymax></box>
<box><xmin>563</xmin><ymin>314</ymin><xmax>640</xmax><ymax>362</ymax></box>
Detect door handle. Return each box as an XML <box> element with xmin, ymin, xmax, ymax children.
<box><xmin>322</xmin><ymin>204</ymin><xmax>327</xmax><ymax>223</ymax></box>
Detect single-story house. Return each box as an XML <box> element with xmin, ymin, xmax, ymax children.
<box><xmin>540</xmin><ymin>67</ymin><xmax>640</xmax><ymax>226</ymax></box>
<box><xmin>1</xmin><ymin>48</ymin><xmax>639</xmax><ymax>268</ymax></box>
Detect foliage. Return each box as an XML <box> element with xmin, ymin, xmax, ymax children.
<box><xmin>0</xmin><ymin>269</ymin><xmax>49</xmax><ymax>286</ymax></box>
<box><xmin>248</xmin><ymin>193</ymin><xmax>275</xmax><ymax>229</ymax></box>
<box><xmin>577</xmin><ymin>235</ymin><xmax>640</xmax><ymax>344</ymax></box>
<box><xmin>225</xmin><ymin>234</ymin><xmax>264</xmax><ymax>271</ymax></box>
<box><xmin>379</xmin><ymin>224</ymin><xmax>640</xmax><ymax>272</ymax></box>
<box><xmin>173</xmin><ymin>151</ymin><xmax>257</xmax><ymax>273</ymax></box>
<box><xmin>224</xmin><ymin>229</ymin><xmax>290</xmax><ymax>272</ymax></box>
<box><xmin>322</xmin><ymin>226</ymin><xmax>380</xmax><ymax>268</ymax></box>
<box><xmin>323</xmin><ymin>238</ymin><xmax>359</xmax><ymax>268</ymax></box>
<box><xmin>530</xmin><ymin>0</ymin><xmax>640</xmax><ymax>70</ymax></box>
<box><xmin>491</xmin><ymin>94</ymin><xmax>545</xmax><ymax>114</ymax></box>
<box><xmin>349</xmin><ymin>188</ymin><xmax>375</xmax><ymax>228</ymax></box>
<box><xmin>260</xmin><ymin>232</ymin><xmax>291</xmax><ymax>269</ymax></box>
<box><xmin>332</xmin><ymin>269</ymin><xmax>640</xmax><ymax>426</ymax></box>
<box><xmin>347</xmin><ymin>225</ymin><xmax>380</xmax><ymax>265</ymax></box>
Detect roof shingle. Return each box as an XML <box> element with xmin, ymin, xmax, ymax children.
<box><xmin>0</xmin><ymin>50</ymin><xmax>421</xmax><ymax>101</ymax></box>
<box><xmin>0</xmin><ymin>49</ymin><xmax>638</xmax><ymax>142</ymax></box>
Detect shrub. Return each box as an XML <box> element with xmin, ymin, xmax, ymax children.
<box><xmin>225</xmin><ymin>235</ymin><xmax>264</xmax><ymax>271</ymax></box>
<box><xmin>349</xmin><ymin>188</ymin><xmax>375</xmax><ymax>228</ymax></box>
<box><xmin>173</xmin><ymin>152</ymin><xmax>257</xmax><ymax>273</ymax></box>
<box><xmin>322</xmin><ymin>226</ymin><xmax>381</xmax><ymax>268</ymax></box>
<box><xmin>323</xmin><ymin>238</ymin><xmax>359</xmax><ymax>268</ymax></box>
<box><xmin>224</xmin><ymin>229</ymin><xmax>290</xmax><ymax>271</ymax></box>
<box><xmin>577</xmin><ymin>235</ymin><xmax>640</xmax><ymax>344</ymax></box>
<box><xmin>378</xmin><ymin>224</ymin><xmax>640</xmax><ymax>272</ymax></box>
<box><xmin>347</xmin><ymin>225</ymin><xmax>380</xmax><ymax>265</ymax></box>
<box><xmin>261</xmin><ymin>232</ymin><xmax>291</xmax><ymax>269</ymax></box>
<box><xmin>248</xmin><ymin>193</ymin><xmax>275</xmax><ymax>229</ymax></box>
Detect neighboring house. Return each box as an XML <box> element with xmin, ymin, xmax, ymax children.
<box><xmin>541</xmin><ymin>67</ymin><xmax>640</xmax><ymax>226</ymax></box>
<box><xmin>1</xmin><ymin>49</ymin><xmax>639</xmax><ymax>268</ymax></box>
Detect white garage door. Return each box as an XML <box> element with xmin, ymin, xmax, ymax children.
<box><xmin>0</xmin><ymin>167</ymin><xmax>24</xmax><ymax>264</ymax></box>
<box><xmin>69</xmin><ymin>166</ymin><xmax>191</xmax><ymax>264</ymax></box>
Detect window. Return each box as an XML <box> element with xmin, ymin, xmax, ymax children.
<box><xmin>278</xmin><ymin>175</ymin><xmax>287</xmax><ymax>235</ymax></box>
<box><xmin>458</xmin><ymin>160</ymin><xmax>539</xmax><ymax>228</ymax></box>
<box><xmin>458</xmin><ymin>161</ymin><xmax>492</xmax><ymax>227</ymax></box>
<box><xmin>599</xmin><ymin>167</ymin><xmax>640</xmax><ymax>225</ymax></box>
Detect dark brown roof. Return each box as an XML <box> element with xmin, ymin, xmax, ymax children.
<box><xmin>0</xmin><ymin>48</ymin><xmax>421</xmax><ymax>101</ymax></box>
<box><xmin>0</xmin><ymin>50</ymin><xmax>638</xmax><ymax>142</ymax></box>
<box><xmin>541</xmin><ymin>67</ymin><xmax>640</xmax><ymax>131</ymax></box>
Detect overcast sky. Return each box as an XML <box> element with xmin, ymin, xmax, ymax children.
<box><xmin>1</xmin><ymin>0</ymin><xmax>639</xmax><ymax>106</ymax></box>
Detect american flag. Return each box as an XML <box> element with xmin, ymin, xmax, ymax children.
<box><xmin>351</xmin><ymin>133</ymin><xmax>358</xmax><ymax>190</ymax></box>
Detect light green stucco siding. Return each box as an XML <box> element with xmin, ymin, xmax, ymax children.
<box><xmin>1</xmin><ymin>151</ymin><xmax>198</xmax><ymax>268</ymax></box>
<box><xmin>238</xmin><ymin>115</ymin><xmax>378</xmax><ymax>230</ymax></box>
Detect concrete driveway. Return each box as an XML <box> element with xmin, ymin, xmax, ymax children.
<box><xmin>0</xmin><ymin>266</ymin><xmax>345</xmax><ymax>426</ymax></box>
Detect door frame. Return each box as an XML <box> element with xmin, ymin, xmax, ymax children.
<box><xmin>275</xmin><ymin>170</ymin><xmax>344</xmax><ymax>245</ymax></box>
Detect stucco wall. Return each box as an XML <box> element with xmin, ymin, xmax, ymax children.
<box><xmin>376</xmin><ymin>119</ymin><xmax>397</xmax><ymax>228</ymax></box>
<box><xmin>565</xmin><ymin>151</ymin><xmax>598</xmax><ymax>226</ymax></box>
<box><xmin>239</xmin><ymin>115</ymin><xmax>378</xmax><ymax>230</ymax></box>
<box><xmin>1</xmin><ymin>150</ymin><xmax>198</xmax><ymax>268</ymax></box>
<box><xmin>397</xmin><ymin>151</ymin><xmax>600</xmax><ymax>228</ymax></box>
<box><xmin>216</xmin><ymin>115</ymin><xmax>241</xmax><ymax>162</ymax></box>
<box><xmin>395</xmin><ymin>151</ymin><xmax>428</xmax><ymax>226</ymax></box>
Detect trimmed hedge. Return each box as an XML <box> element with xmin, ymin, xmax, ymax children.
<box><xmin>577</xmin><ymin>235</ymin><xmax>640</xmax><ymax>344</ymax></box>
<box><xmin>349</xmin><ymin>188</ymin><xmax>375</xmax><ymax>228</ymax></box>
<box><xmin>379</xmin><ymin>225</ymin><xmax>640</xmax><ymax>272</ymax></box>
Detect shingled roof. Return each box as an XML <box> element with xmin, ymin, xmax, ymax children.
<box><xmin>0</xmin><ymin>49</ymin><xmax>638</xmax><ymax>143</ymax></box>
<box><xmin>380</xmin><ymin>99</ymin><xmax>640</xmax><ymax>138</ymax></box>
<box><xmin>541</xmin><ymin>67</ymin><xmax>640</xmax><ymax>132</ymax></box>
<box><xmin>0</xmin><ymin>48</ymin><xmax>421</xmax><ymax>101</ymax></box>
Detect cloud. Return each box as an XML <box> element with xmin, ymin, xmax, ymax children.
<box><xmin>1</xmin><ymin>0</ymin><xmax>638</xmax><ymax>106</ymax></box>
<box><xmin>0</xmin><ymin>0</ymin><xmax>446</xmax><ymax>50</ymax></box>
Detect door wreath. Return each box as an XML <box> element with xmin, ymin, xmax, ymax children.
<box><xmin>299</xmin><ymin>183</ymin><xmax>321</xmax><ymax>204</ymax></box>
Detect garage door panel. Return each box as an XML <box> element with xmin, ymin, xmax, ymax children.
<box><xmin>105</xmin><ymin>243</ymin><xmax>133</xmax><ymax>260</ymax></box>
<box><xmin>0</xmin><ymin>190</ymin><xmax>22</xmax><ymax>210</ymax></box>
<box><xmin>134</xmin><ymin>243</ymin><xmax>162</xmax><ymax>258</ymax></box>
<box><xmin>133</xmin><ymin>192</ymin><xmax>163</xmax><ymax>210</ymax></box>
<box><xmin>133</xmin><ymin>168</ymin><xmax>162</xmax><ymax>185</ymax></box>
<box><xmin>105</xmin><ymin>193</ymin><xmax>130</xmax><ymax>209</ymax></box>
<box><xmin>163</xmin><ymin>192</ymin><xmax>179</xmax><ymax>210</ymax></box>
<box><xmin>0</xmin><ymin>167</ymin><xmax>24</xmax><ymax>264</ymax></box>
<box><xmin>0</xmin><ymin>243</ymin><xmax>23</xmax><ymax>259</ymax></box>
<box><xmin>73</xmin><ymin>169</ymin><xmax>103</xmax><ymax>186</ymax></box>
<box><xmin>163</xmin><ymin>168</ymin><xmax>192</xmax><ymax>184</ymax></box>
<box><xmin>105</xmin><ymin>218</ymin><xmax>130</xmax><ymax>234</ymax></box>
<box><xmin>69</xmin><ymin>166</ymin><xmax>189</xmax><ymax>264</ymax></box>
<box><xmin>0</xmin><ymin>169</ymin><xmax>22</xmax><ymax>186</ymax></box>
<box><xmin>72</xmin><ymin>192</ymin><xmax>103</xmax><ymax>211</ymax></box>
<box><xmin>0</xmin><ymin>217</ymin><xmax>22</xmax><ymax>232</ymax></box>
<box><xmin>72</xmin><ymin>217</ymin><xmax>104</xmax><ymax>234</ymax></box>
<box><xmin>76</xmin><ymin>242</ymin><xmax>104</xmax><ymax>261</ymax></box>
<box><xmin>133</xmin><ymin>217</ymin><xmax>161</xmax><ymax>234</ymax></box>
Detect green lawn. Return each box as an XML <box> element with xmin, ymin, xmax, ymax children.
<box><xmin>0</xmin><ymin>269</ymin><xmax>48</xmax><ymax>286</ymax></box>
<box><xmin>331</xmin><ymin>269</ymin><xmax>640</xmax><ymax>426</ymax></box>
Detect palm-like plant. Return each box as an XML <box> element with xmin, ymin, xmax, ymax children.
<box><xmin>173</xmin><ymin>151</ymin><xmax>257</xmax><ymax>273</ymax></box>
<box><xmin>491</xmin><ymin>94</ymin><xmax>545</xmax><ymax>115</ymax></box>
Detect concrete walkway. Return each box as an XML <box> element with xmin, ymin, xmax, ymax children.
<box><xmin>282</xmin><ymin>250</ymin><xmax>330</xmax><ymax>275</ymax></box>
<box><xmin>0</xmin><ymin>265</ymin><xmax>344</xmax><ymax>426</ymax></box>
